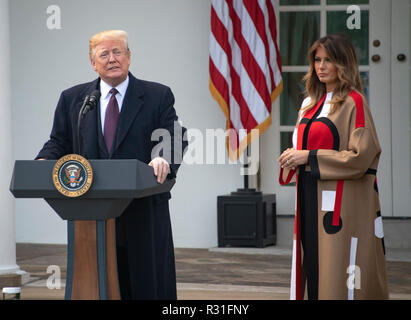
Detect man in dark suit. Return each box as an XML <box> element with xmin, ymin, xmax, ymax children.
<box><xmin>36</xmin><ymin>30</ymin><xmax>187</xmax><ymax>299</ymax></box>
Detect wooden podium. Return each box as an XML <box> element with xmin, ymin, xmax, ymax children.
<box><xmin>9</xmin><ymin>159</ymin><xmax>175</xmax><ymax>300</ymax></box>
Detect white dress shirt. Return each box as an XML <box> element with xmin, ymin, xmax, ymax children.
<box><xmin>99</xmin><ymin>76</ymin><xmax>129</xmax><ymax>134</ymax></box>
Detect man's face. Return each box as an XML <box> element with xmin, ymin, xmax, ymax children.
<box><xmin>91</xmin><ymin>39</ymin><xmax>130</xmax><ymax>87</ymax></box>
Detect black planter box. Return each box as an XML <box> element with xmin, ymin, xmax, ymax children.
<box><xmin>217</xmin><ymin>192</ymin><xmax>276</xmax><ymax>248</ymax></box>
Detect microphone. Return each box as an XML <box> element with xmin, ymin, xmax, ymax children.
<box><xmin>83</xmin><ymin>90</ymin><xmax>101</xmax><ymax>114</ymax></box>
<box><xmin>77</xmin><ymin>90</ymin><xmax>101</xmax><ymax>156</ymax></box>
<box><xmin>78</xmin><ymin>90</ymin><xmax>101</xmax><ymax>119</ymax></box>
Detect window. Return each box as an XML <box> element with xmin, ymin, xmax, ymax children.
<box><xmin>278</xmin><ymin>0</ymin><xmax>370</xmax><ymax>160</ymax></box>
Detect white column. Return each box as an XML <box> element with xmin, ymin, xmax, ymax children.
<box><xmin>0</xmin><ymin>0</ymin><xmax>19</xmax><ymax>275</ymax></box>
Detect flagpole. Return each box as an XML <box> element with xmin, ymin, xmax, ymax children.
<box><xmin>243</xmin><ymin>169</ymin><xmax>248</xmax><ymax>189</ymax></box>
<box><xmin>233</xmin><ymin>145</ymin><xmax>261</xmax><ymax>195</ymax></box>
<box><xmin>243</xmin><ymin>146</ymin><xmax>249</xmax><ymax>190</ymax></box>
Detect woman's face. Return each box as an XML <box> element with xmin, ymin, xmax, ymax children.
<box><xmin>314</xmin><ymin>46</ymin><xmax>338</xmax><ymax>92</ymax></box>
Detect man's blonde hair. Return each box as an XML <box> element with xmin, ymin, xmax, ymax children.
<box><xmin>89</xmin><ymin>30</ymin><xmax>129</xmax><ymax>61</ymax></box>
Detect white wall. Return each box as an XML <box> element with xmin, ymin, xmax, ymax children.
<box><xmin>0</xmin><ymin>0</ymin><xmax>19</xmax><ymax>274</ymax></box>
<box><xmin>10</xmin><ymin>0</ymin><xmax>250</xmax><ymax>247</ymax></box>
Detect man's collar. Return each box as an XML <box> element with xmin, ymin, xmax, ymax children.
<box><xmin>100</xmin><ymin>76</ymin><xmax>129</xmax><ymax>98</ymax></box>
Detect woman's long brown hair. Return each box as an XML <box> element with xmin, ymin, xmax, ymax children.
<box><xmin>302</xmin><ymin>33</ymin><xmax>364</xmax><ymax>113</ymax></box>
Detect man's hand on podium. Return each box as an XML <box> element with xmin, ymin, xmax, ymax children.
<box><xmin>148</xmin><ymin>157</ymin><xmax>170</xmax><ymax>184</ymax></box>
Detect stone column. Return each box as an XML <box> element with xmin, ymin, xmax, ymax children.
<box><xmin>0</xmin><ymin>0</ymin><xmax>21</xmax><ymax>287</ymax></box>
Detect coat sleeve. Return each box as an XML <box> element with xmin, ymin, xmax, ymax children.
<box><xmin>279</xmin><ymin>98</ymin><xmax>309</xmax><ymax>185</ymax></box>
<box><xmin>154</xmin><ymin>87</ymin><xmax>188</xmax><ymax>178</ymax></box>
<box><xmin>307</xmin><ymin>94</ymin><xmax>381</xmax><ymax>180</ymax></box>
<box><xmin>35</xmin><ymin>92</ymin><xmax>73</xmax><ymax>160</ymax></box>
<box><xmin>279</xmin><ymin>124</ymin><xmax>298</xmax><ymax>185</ymax></box>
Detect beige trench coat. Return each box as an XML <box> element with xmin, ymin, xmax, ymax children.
<box><xmin>280</xmin><ymin>90</ymin><xmax>389</xmax><ymax>300</ymax></box>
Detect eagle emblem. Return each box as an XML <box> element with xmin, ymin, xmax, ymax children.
<box><xmin>64</xmin><ymin>164</ymin><xmax>83</xmax><ymax>187</ymax></box>
<box><xmin>52</xmin><ymin>154</ymin><xmax>93</xmax><ymax>197</ymax></box>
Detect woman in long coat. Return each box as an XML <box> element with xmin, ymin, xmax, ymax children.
<box><xmin>278</xmin><ymin>34</ymin><xmax>388</xmax><ymax>300</ymax></box>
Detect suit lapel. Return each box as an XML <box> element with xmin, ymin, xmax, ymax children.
<box><xmin>112</xmin><ymin>73</ymin><xmax>144</xmax><ymax>154</ymax></box>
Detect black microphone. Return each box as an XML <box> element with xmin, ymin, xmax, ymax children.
<box><xmin>84</xmin><ymin>90</ymin><xmax>101</xmax><ymax>114</ymax></box>
<box><xmin>77</xmin><ymin>90</ymin><xmax>101</xmax><ymax>156</ymax></box>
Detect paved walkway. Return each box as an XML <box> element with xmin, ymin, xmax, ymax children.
<box><xmin>11</xmin><ymin>244</ymin><xmax>411</xmax><ymax>300</ymax></box>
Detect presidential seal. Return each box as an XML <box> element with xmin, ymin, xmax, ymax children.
<box><xmin>52</xmin><ymin>154</ymin><xmax>93</xmax><ymax>197</ymax></box>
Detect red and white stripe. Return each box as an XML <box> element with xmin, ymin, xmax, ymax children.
<box><xmin>209</xmin><ymin>0</ymin><xmax>283</xmax><ymax>159</ymax></box>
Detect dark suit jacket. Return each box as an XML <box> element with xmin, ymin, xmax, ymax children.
<box><xmin>37</xmin><ymin>72</ymin><xmax>187</xmax><ymax>299</ymax></box>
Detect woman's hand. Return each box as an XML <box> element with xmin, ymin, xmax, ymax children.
<box><xmin>278</xmin><ymin>148</ymin><xmax>309</xmax><ymax>170</ymax></box>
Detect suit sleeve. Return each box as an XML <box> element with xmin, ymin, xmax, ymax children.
<box><xmin>155</xmin><ymin>87</ymin><xmax>188</xmax><ymax>178</ymax></box>
<box><xmin>35</xmin><ymin>92</ymin><xmax>73</xmax><ymax>160</ymax></box>
<box><xmin>308</xmin><ymin>95</ymin><xmax>381</xmax><ymax>180</ymax></box>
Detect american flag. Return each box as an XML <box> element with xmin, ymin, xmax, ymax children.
<box><xmin>209</xmin><ymin>0</ymin><xmax>283</xmax><ymax>160</ymax></box>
